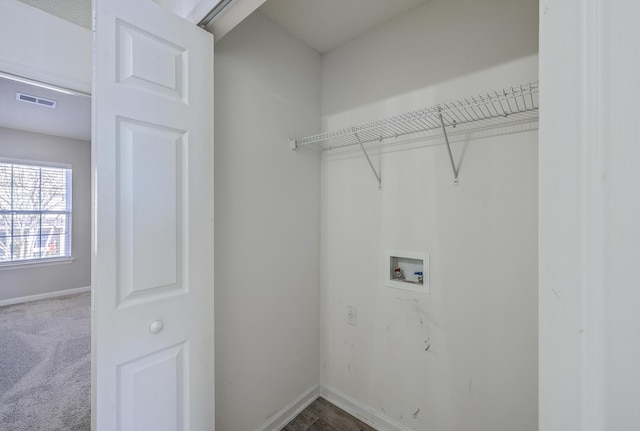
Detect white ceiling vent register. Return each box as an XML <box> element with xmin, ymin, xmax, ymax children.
<box><xmin>16</xmin><ymin>92</ymin><xmax>57</xmax><ymax>108</ymax></box>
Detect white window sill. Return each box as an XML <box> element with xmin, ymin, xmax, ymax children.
<box><xmin>0</xmin><ymin>257</ymin><xmax>75</xmax><ymax>271</ymax></box>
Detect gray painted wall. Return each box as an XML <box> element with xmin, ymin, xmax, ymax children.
<box><xmin>0</xmin><ymin>127</ymin><xmax>90</xmax><ymax>301</ymax></box>
<box><xmin>214</xmin><ymin>11</ymin><xmax>322</xmax><ymax>431</ymax></box>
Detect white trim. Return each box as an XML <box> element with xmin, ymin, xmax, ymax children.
<box><xmin>254</xmin><ymin>385</ymin><xmax>320</xmax><ymax>431</ymax></box>
<box><xmin>0</xmin><ymin>71</ymin><xmax>89</xmax><ymax>98</ymax></box>
<box><xmin>186</xmin><ymin>0</ymin><xmax>227</xmax><ymax>24</ymax></box>
<box><xmin>319</xmin><ymin>385</ymin><xmax>413</xmax><ymax>431</ymax></box>
<box><xmin>252</xmin><ymin>383</ymin><xmax>413</xmax><ymax>431</ymax></box>
<box><xmin>580</xmin><ymin>0</ymin><xmax>606</xmax><ymax>429</ymax></box>
<box><xmin>0</xmin><ymin>156</ymin><xmax>73</xmax><ymax>170</ymax></box>
<box><xmin>0</xmin><ymin>257</ymin><xmax>75</xmax><ymax>271</ymax></box>
<box><xmin>0</xmin><ymin>285</ymin><xmax>90</xmax><ymax>307</ymax></box>
<box><xmin>0</xmin><ymin>57</ymin><xmax>91</xmax><ymax>96</ymax></box>
<box><xmin>206</xmin><ymin>0</ymin><xmax>268</xmax><ymax>40</ymax></box>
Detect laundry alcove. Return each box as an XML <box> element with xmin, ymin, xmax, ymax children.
<box><xmin>214</xmin><ymin>1</ymin><xmax>539</xmax><ymax>430</ymax></box>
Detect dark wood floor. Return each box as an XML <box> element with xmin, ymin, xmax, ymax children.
<box><xmin>282</xmin><ymin>397</ymin><xmax>377</xmax><ymax>431</ymax></box>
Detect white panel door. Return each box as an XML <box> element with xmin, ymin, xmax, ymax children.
<box><xmin>92</xmin><ymin>0</ymin><xmax>214</xmax><ymax>430</ymax></box>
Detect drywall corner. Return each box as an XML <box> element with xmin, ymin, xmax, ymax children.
<box><xmin>214</xmin><ymin>10</ymin><xmax>322</xmax><ymax>431</ymax></box>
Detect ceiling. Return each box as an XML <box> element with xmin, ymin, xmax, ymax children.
<box><xmin>259</xmin><ymin>0</ymin><xmax>431</xmax><ymax>54</ymax></box>
<box><xmin>0</xmin><ymin>76</ymin><xmax>91</xmax><ymax>141</ymax></box>
<box><xmin>18</xmin><ymin>0</ymin><xmax>431</xmax><ymax>54</ymax></box>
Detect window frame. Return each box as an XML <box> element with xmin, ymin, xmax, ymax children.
<box><xmin>0</xmin><ymin>158</ymin><xmax>73</xmax><ymax>267</ymax></box>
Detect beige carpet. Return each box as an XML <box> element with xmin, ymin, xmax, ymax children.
<box><xmin>0</xmin><ymin>292</ymin><xmax>90</xmax><ymax>431</ymax></box>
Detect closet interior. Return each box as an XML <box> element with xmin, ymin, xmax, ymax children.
<box><xmin>214</xmin><ymin>1</ymin><xmax>539</xmax><ymax>430</ymax></box>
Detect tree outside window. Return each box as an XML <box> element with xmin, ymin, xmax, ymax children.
<box><xmin>0</xmin><ymin>162</ymin><xmax>71</xmax><ymax>263</ymax></box>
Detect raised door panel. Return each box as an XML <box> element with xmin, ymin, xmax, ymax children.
<box><xmin>116</xmin><ymin>21</ymin><xmax>187</xmax><ymax>102</ymax></box>
<box><xmin>116</xmin><ymin>119</ymin><xmax>187</xmax><ymax>307</ymax></box>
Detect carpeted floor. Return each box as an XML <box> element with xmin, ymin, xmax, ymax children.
<box><xmin>0</xmin><ymin>292</ymin><xmax>91</xmax><ymax>431</ymax></box>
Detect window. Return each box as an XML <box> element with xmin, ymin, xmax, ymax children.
<box><xmin>0</xmin><ymin>161</ymin><xmax>72</xmax><ymax>263</ymax></box>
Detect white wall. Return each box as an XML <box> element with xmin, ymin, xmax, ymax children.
<box><xmin>0</xmin><ymin>0</ymin><xmax>91</xmax><ymax>94</ymax></box>
<box><xmin>539</xmin><ymin>1</ymin><xmax>640</xmax><ymax>430</ymax></box>
<box><xmin>320</xmin><ymin>1</ymin><xmax>539</xmax><ymax>430</ymax></box>
<box><xmin>321</xmin><ymin>0</ymin><xmax>539</xmax><ymax>119</ymax></box>
<box><xmin>214</xmin><ymin>11</ymin><xmax>321</xmax><ymax>431</ymax></box>
<box><xmin>0</xmin><ymin>127</ymin><xmax>91</xmax><ymax>301</ymax></box>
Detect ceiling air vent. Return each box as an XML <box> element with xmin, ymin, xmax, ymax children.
<box><xmin>16</xmin><ymin>92</ymin><xmax>56</xmax><ymax>108</ymax></box>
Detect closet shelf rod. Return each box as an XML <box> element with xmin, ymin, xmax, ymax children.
<box><xmin>289</xmin><ymin>81</ymin><xmax>539</xmax><ymax>151</ymax></box>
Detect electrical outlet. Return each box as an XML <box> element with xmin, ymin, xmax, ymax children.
<box><xmin>347</xmin><ymin>305</ymin><xmax>357</xmax><ymax>326</ymax></box>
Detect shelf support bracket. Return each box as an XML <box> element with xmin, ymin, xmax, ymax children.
<box><xmin>438</xmin><ymin>107</ymin><xmax>459</xmax><ymax>185</ymax></box>
<box><xmin>354</xmin><ymin>132</ymin><xmax>382</xmax><ymax>190</ymax></box>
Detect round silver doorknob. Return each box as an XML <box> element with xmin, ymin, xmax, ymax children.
<box><xmin>149</xmin><ymin>320</ymin><xmax>164</xmax><ymax>334</ymax></box>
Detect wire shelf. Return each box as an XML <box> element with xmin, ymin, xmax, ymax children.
<box><xmin>290</xmin><ymin>81</ymin><xmax>539</xmax><ymax>151</ymax></box>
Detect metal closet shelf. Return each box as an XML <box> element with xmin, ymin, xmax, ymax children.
<box><xmin>290</xmin><ymin>81</ymin><xmax>539</xmax><ymax>188</ymax></box>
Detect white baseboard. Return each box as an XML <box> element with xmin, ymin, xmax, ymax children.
<box><xmin>255</xmin><ymin>384</ymin><xmax>320</xmax><ymax>431</ymax></box>
<box><xmin>0</xmin><ymin>286</ymin><xmax>91</xmax><ymax>307</ymax></box>
<box><xmin>319</xmin><ymin>384</ymin><xmax>413</xmax><ymax>431</ymax></box>
<box><xmin>253</xmin><ymin>383</ymin><xmax>413</xmax><ymax>431</ymax></box>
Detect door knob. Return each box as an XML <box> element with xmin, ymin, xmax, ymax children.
<box><xmin>149</xmin><ymin>320</ymin><xmax>164</xmax><ymax>334</ymax></box>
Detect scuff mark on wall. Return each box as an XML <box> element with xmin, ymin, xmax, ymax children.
<box><xmin>342</xmin><ymin>336</ymin><xmax>360</xmax><ymax>376</ymax></box>
<box><xmin>412</xmin><ymin>408</ymin><xmax>420</xmax><ymax>419</ymax></box>
<box><xmin>414</xmin><ymin>306</ymin><xmax>442</xmax><ymax>356</ymax></box>
<box><xmin>414</xmin><ymin>307</ymin><xmax>441</xmax><ymax>329</ymax></box>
